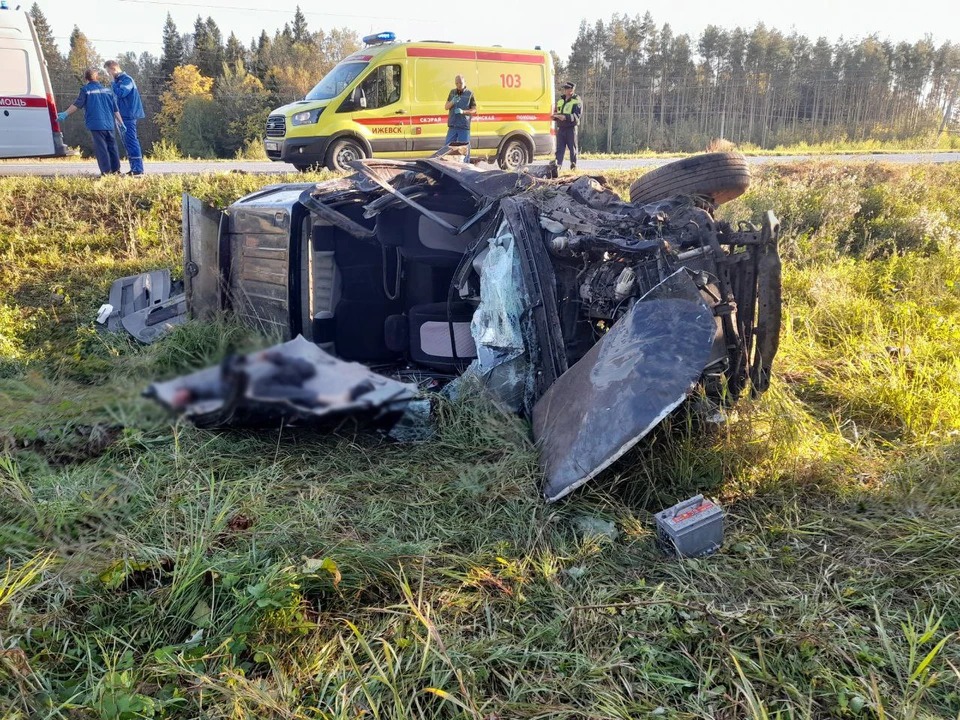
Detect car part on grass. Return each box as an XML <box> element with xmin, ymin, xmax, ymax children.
<box><xmin>120</xmin><ymin>293</ymin><xmax>187</xmax><ymax>344</ymax></box>
<box><xmin>100</xmin><ymin>269</ymin><xmax>186</xmax><ymax>344</ymax></box>
<box><xmin>95</xmin><ymin>303</ymin><xmax>114</xmax><ymax>325</ymax></box>
<box><xmin>628</xmin><ymin>152</ymin><xmax>751</xmax><ymax>206</ymax></box>
<box><xmin>534</xmin><ymin>270</ymin><xmax>718</xmax><ymax>502</ymax></box>
<box><xmin>182</xmin><ymin>194</ymin><xmax>226</xmax><ymax>321</ymax></box>
<box><xmin>159</xmin><ymin>152</ymin><xmax>781</xmax><ymax>501</ymax></box>
<box><xmin>145</xmin><ymin>335</ymin><xmax>418</xmax><ymax>429</ymax></box>
<box><xmin>655</xmin><ymin>495</ymin><xmax>725</xmax><ymax>558</ymax></box>
<box><xmin>106</xmin><ymin>269</ymin><xmax>173</xmax><ymax>331</ymax></box>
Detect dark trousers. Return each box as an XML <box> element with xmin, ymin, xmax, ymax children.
<box><xmin>556</xmin><ymin>126</ymin><xmax>578</xmax><ymax>168</ymax></box>
<box><xmin>445</xmin><ymin>126</ymin><xmax>471</xmax><ymax>160</ymax></box>
<box><xmin>91</xmin><ymin>130</ymin><xmax>121</xmax><ymax>175</ymax></box>
<box><xmin>120</xmin><ymin>119</ymin><xmax>144</xmax><ymax>174</ymax></box>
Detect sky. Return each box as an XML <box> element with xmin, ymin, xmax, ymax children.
<box><xmin>26</xmin><ymin>0</ymin><xmax>960</xmax><ymax>63</ymax></box>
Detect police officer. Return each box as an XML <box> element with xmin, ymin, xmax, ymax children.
<box><xmin>444</xmin><ymin>74</ymin><xmax>477</xmax><ymax>160</ymax></box>
<box><xmin>105</xmin><ymin>60</ymin><xmax>145</xmax><ymax>176</ymax></box>
<box><xmin>553</xmin><ymin>81</ymin><xmax>582</xmax><ymax>170</ymax></box>
<box><xmin>58</xmin><ymin>68</ymin><xmax>125</xmax><ymax>176</ymax></box>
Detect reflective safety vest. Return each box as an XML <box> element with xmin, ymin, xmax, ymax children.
<box><xmin>555</xmin><ymin>94</ymin><xmax>582</xmax><ymax>129</ymax></box>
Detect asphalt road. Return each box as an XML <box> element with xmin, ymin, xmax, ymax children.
<box><xmin>2</xmin><ymin>152</ymin><xmax>959</xmax><ymax>176</ymax></box>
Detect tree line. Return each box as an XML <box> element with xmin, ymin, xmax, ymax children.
<box><xmin>562</xmin><ymin>14</ymin><xmax>960</xmax><ymax>152</ymax></box>
<box><xmin>27</xmin><ymin>4</ymin><xmax>960</xmax><ymax>158</ymax></box>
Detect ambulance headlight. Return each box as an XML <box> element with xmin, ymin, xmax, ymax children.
<box><xmin>292</xmin><ymin>108</ymin><xmax>324</xmax><ymax>126</ymax></box>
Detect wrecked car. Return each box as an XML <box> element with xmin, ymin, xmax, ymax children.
<box><xmin>149</xmin><ymin>152</ymin><xmax>781</xmax><ymax>501</ymax></box>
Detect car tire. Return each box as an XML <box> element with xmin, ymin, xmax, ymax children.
<box><xmin>293</xmin><ymin>163</ymin><xmax>312</xmax><ymax>173</ymax></box>
<box><xmin>629</xmin><ymin>152</ymin><xmax>750</xmax><ymax>206</ymax></box>
<box><xmin>497</xmin><ymin>137</ymin><xmax>531</xmax><ymax>171</ymax></box>
<box><xmin>325</xmin><ymin>138</ymin><xmax>366</xmax><ymax>172</ymax></box>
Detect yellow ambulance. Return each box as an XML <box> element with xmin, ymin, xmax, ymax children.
<box><xmin>264</xmin><ymin>32</ymin><xmax>555</xmax><ymax>172</ymax></box>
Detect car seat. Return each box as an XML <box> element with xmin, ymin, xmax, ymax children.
<box><xmin>385</xmin><ymin>302</ymin><xmax>477</xmax><ymax>372</ymax></box>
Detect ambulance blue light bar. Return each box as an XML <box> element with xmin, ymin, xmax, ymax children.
<box><xmin>362</xmin><ymin>31</ymin><xmax>396</xmax><ymax>45</ymax></box>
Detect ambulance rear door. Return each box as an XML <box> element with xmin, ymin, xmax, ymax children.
<box><xmin>0</xmin><ymin>11</ymin><xmax>56</xmax><ymax>159</ymax></box>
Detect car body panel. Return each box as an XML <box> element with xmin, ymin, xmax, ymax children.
<box><xmin>533</xmin><ymin>270</ymin><xmax>718</xmax><ymax>502</ymax></box>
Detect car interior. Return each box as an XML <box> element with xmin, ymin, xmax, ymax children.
<box><xmin>307</xmin><ymin>187</ymin><xmax>486</xmax><ymax>377</ymax></box>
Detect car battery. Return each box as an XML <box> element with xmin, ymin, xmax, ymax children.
<box><xmin>655</xmin><ymin>495</ymin><xmax>724</xmax><ymax>558</ymax></box>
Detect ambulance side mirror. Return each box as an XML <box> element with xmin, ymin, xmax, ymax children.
<box><xmin>343</xmin><ymin>87</ymin><xmax>366</xmax><ymax>111</ymax></box>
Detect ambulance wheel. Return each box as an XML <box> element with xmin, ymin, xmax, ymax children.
<box><xmin>325</xmin><ymin>138</ymin><xmax>366</xmax><ymax>172</ymax></box>
<box><xmin>497</xmin><ymin>138</ymin><xmax>531</xmax><ymax>171</ymax></box>
<box><xmin>628</xmin><ymin>152</ymin><xmax>750</xmax><ymax>206</ymax></box>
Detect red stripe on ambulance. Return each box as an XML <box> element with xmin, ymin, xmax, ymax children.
<box><xmin>0</xmin><ymin>96</ymin><xmax>48</xmax><ymax>108</ymax></box>
<box><xmin>356</xmin><ymin>113</ymin><xmax>553</xmax><ymax>126</ymax></box>
<box><xmin>406</xmin><ymin>47</ymin><xmax>477</xmax><ymax>60</ymax></box>
<box><xmin>476</xmin><ymin>51</ymin><xmax>545</xmax><ymax>64</ymax></box>
<box><xmin>405</xmin><ymin>47</ymin><xmax>546</xmax><ymax>64</ymax></box>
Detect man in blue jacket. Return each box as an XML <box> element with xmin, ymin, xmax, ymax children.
<box><xmin>58</xmin><ymin>68</ymin><xmax>125</xmax><ymax>176</ymax></box>
<box><xmin>105</xmin><ymin>60</ymin><xmax>146</xmax><ymax>175</ymax></box>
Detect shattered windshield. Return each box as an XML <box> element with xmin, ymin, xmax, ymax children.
<box><xmin>305</xmin><ymin>62</ymin><xmax>368</xmax><ymax>101</ymax></box>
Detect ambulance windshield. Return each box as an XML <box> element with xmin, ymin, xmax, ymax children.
<box><xmin>305</xmin><ymin>62</ymin><xmax>368</xmax><ymax>101</ymax></box>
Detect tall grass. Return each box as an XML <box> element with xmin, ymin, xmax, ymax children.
<box><xmin>0</xmin><ymin>163</ymin><xmax>958</xmax><ymax>718</ymax></box>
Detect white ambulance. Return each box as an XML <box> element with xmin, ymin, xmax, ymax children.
<box><xmin>0</xmin><ymin>3</ymin><xmax>67</xmax><ymax>159</ymax></box>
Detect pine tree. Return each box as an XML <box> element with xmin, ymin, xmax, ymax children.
<box><xmin>67</xmin><ymin>26</ymin><xmax>101</xmax><ymax>83</ymax></box>
<box><xmin>191</xmin><ymin>16</ymin><xmax>224</xmax><ymax>78</ymax></box>
<box><xmin>291</xmin><ymin>7</ymin><xmax>310</xmax><ymax>46</ymax></box>
<box><xmin>159</xmin><ymin>13</ymin><xmax>184</xmax><ymax>82</ymax></box>
<box><xmin>29</xmin><ymin>4</ymin><xmax>65</xmax><ymax>70</ymax></box>
<box><xmin>252</xmin><ymin>30</ymin><xmax>271</xmax><ymax>79</ymax></box>
<box><xmin>225</xmin><ymin>32</ymin><xmax>245</xmax><ymax>67</ymax></box>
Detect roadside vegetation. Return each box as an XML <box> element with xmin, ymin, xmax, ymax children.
<box><xmin>3</xmin><ymin>133</ymin><xmax>959</xmax><ymax>168</ymax></box>
<box><xmin>1</xmin><ymin>162</ymin><xmax>959</xmax><ymax>719</ymax></box>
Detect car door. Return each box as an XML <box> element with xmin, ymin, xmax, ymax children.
<box><xmin>344</xmin><ymin>63</ymin><xmax>411</xmax><ymax>155</ymax></box>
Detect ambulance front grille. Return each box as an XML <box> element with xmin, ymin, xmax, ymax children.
<box><xmin>266</xmin><ymin>115</ymin><xmax>286</xmax><ymax>137</ymax></box>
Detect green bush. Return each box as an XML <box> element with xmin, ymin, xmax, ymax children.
<box><xmin>149</xmin><ymin>138</ymin><xmax>183</xmax><ymax>161</ymax></box>
<box><xmin>178</xmin><ymin>97</ymin><xmax>221</xmax><ymax>159</ymax></box>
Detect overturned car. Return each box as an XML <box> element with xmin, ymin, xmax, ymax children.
<box><xmin>152</xmin><ymin>153</ymin><xmax>781</xmax><ymax>501</ymax></box>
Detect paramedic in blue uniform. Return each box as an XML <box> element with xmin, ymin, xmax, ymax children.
<box><xmin>105</xmin><ymin>60</ymin><xmax>145</xmax><ymax>175</ymax></box>
<box><xmin>444</xmin><ymin>74</ymin><xmax>477</xmax><ymax>159</ymax></box>
<box><xmin>553</xmin><ymin>81</ymin><xmax>582</xmax><ymax>170</ymax></box>
<box><xmin>58</xmin><ymin>68</ymin><xmax>125</xmax><ymax>176</ymax></box>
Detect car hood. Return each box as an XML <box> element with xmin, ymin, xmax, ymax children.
<box><xmin>272</xmin><ymin>99</ymin><xmax>332</xmax><ymax>116</ymax></box>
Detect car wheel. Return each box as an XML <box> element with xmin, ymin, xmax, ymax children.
<box><xmin>293</xmin><ymin>163</ymin><xmax>312</xmax><ymax>173</ymax></box>
<box><xmin>497</xmin><ymin>138</ymin><xmax>531</xmax><ymax>171</ymax></box>
<box><xmin>325</xmin><ymin>138</ymin><xmax>366</xmax><ymax>172</ymax></box>
<box><xmin>629</xmin><ymin>152</ymin><xmax>750</xmax><ymax>206</ymax></box>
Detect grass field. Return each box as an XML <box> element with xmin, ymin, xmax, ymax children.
<box><xmin>1</xmin><ymin>162</ymin><xmax>959</xmax><ymax>719</ymax></box>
